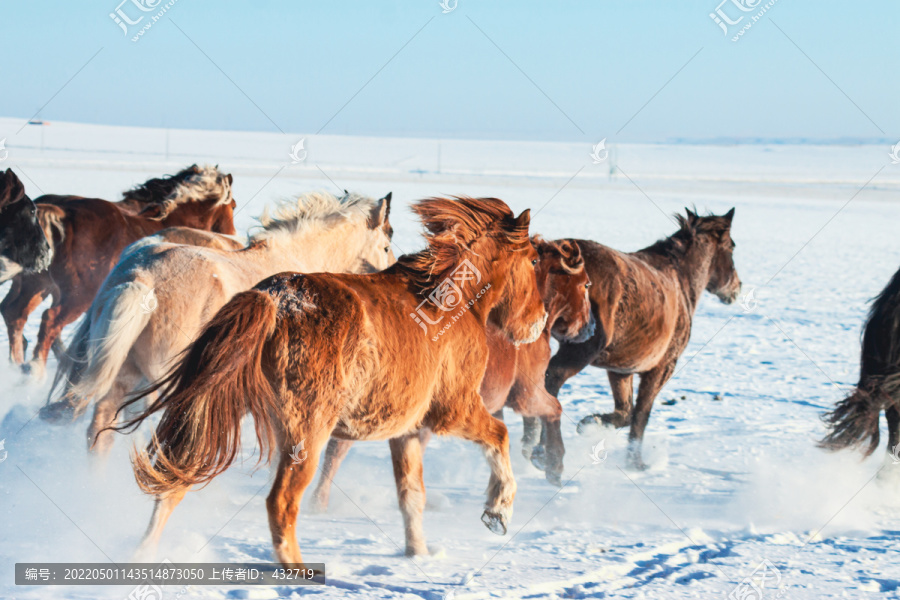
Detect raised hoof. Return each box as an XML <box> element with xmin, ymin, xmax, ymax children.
<box><xmin>600</xmin><ymin>411</ymin><xmax>631</xmax><ymax>428</ymax></box>
<box><xmin>481</xmin><ymin>509</ymin><xmax>509</xmax><ymax>535</ymax></box>
<box><xmin>530</xmin><ymin>444</ymin><xmax>547</xmax><ymax>471</ymax></box>
<box><xmin>576</xmin><ymin>414</ymin><xmax>603</xmax><ymax>435</ymax></box>
<box><xmin>39</xmin><ymin>401</ymin><xmax>77</xmax><ymax>425</ymax></box>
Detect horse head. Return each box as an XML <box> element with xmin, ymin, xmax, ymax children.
<box><xmin>0</xmin><ymin>168</ymin><xmax>53</xmax><ymax>281</ymax></box>
<box><xmin>532</xmin><ymin>237</ymin><xmax>594</xmax><ymax>343</ymax></box>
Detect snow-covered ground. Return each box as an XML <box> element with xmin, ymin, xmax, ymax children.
<box><xmin>2</xmin><ymin>119</ymin><xmax>900</xmax><ymax>599</ymax></box>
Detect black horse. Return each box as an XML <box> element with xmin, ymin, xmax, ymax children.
<box><xmin>821</xmin><ymin>266</ymin><xmax>900</xmax><ymax>458</ymax></box>
<box><xmin>0</xmin><ymin>169</ymin><xmax>53</xmax><ymax>283</ymax></box>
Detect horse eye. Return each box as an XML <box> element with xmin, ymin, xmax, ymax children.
<box><xmin>585</xmin><ymin>282</ymin><xmax>592</xmax><ymax>288</ymax></box>
<box><xmin>531</xmin><ymin>259</ymin><xmax>538</xmax><ymax>266</ymax></box>
<box><xmin>384</xmin><ymin>246</ymin><xmax>390</xmax><ymax>253</ymax></box>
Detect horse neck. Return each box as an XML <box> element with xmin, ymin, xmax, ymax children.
<box><xmin>253</xmin><ymin>220</ymin><xmax>371</xmax><ymax>273</ymax></box>
<box><xmin>158</xmin><ymin>203</ymin><xmax>209</xmax><ymax>229</ymax></box>
<box><xmin>671</xmin><ymin>241</ymin><xmax>715</xmax><ymax>312</ymax></box>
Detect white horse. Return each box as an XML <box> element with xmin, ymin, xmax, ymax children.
<box><xmin>42</xmin><ymin>191</ymin><xmax>395</xmax><ymax>455</ymax></box>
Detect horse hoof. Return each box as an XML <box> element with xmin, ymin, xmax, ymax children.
<box><xmin>481</xmin><ymin>509</ymin><xmax>509</xmax><ymax>535</ymax></box>
<box><xmin>601</xmin><ymin>412</ymin><xmax>631</xmax><ymax>428</ymax></box>
<box><xmin>530</xmin><ymin>445</ymin><xmax>547</xmax><ymax>471</ymax></box>
<box><xmin>576</xmin><ymin>414</ymin><xmax>604</xmax><ymax>435</ymax></box>
<box><xmin>626</xmin><ymin>457</ymin><xmax>649</xmax><ymax>471</ymax></box>
<box><xmin>307</xmin><ymin>499</ymin><xmax>328</xmax><ymax>515</ymax></box>
<box><xmin>545</xmin><ymin>470</ymin><xmax>563</xmax><ymax>487</ymax></box>
<box><xmin>22</xmin><ymin>360</ymin><xmax>46</xmax><ymax>382</ymax></box>
<box><xmin>39</xmin><ymin>402</ymin><xmax>76</xmax><ymax>425</ymax></box>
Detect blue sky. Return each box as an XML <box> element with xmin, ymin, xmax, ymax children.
<box><xmin>1</xmin><ymin>0</ymin><xmax>895</xmax><ymax>142</ymax></box>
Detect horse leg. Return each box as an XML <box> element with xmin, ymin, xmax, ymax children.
<box><xmin>886</xmin><ymin>404</ymin><xmax>900</xmax><ymax>456</ymax></box>
<box><xmin>389</xmin><ymin>432</ymin><xmax>429</xmax><ymax>556</ymax></box>
<box><xmin>627</xmin><ymin>362</ymin><xmax>675</xmax><ymax>470</ymax></box>
<box><xmin>1</xmin><ymin>275</ymin><xmax>49</xmax><ymax>365</ymax></box>
<box><xmin>30</xmin><ymin>294</ymin><xmax>87</xmax><ymax>378</ymax></box>
<box><xmin>267</xmin><ymin>430</ymin><xmax>329</xmax><ymax>567</ymax></box>
<box><xmin>546</xmin><ymin>339</ymin><xmax>602</xmax><ymax>437</ymax></box>
<box><xmin>309</xmin><ymin>438</ymin><xmax>355</xmax><ymax>514</ymax></box>
<box><xmin>87</xmin><ymin>367</ymin><xmax>140</xmax><ymax>457</ymax></box>
<box><xmin>132</xmin><ymin>486</ymin><xmax>190</xmax><ymax>561</ymax></box>
<box><xmin>444</xmin><ymin>396</ymin><xmax>517</xmax><ymax>535</ymax></box>
<box><xmin>601</xmin><ymin>372</ymin><xmax>634</xmax><ymax>427</ymax></box>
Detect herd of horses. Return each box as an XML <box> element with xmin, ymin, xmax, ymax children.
<box><xmin>0</xmin><ymin>163</ymin><xmax>897</xmax><ymax>566</ymax></box>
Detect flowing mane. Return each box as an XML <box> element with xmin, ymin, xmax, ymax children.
<box><xmin>533</xmin><ymin>235</ymin><xmax>584</xmax><ymax>275</ymax></box>
<box><xmin>398</xmin><ymin>196</ymin><xmax>530</xmax><ymax>293</ymax></box>
<box><xmin>122</xmin><ymin>164</ymin><xmax>232</xmax><ymax>207</ymax></box>
<box><xmin>252</xmin><ymin>191</ymin><xmax>379</xmax><ymax>240</ymax></box>
<box><xmin>642</xmin><ymin>209</ymin><xmax>731</xmax><ymax>260</ymax></box>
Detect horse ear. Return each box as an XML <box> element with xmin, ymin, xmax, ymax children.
<box><xmin>138</xmin><ymin>202</ymin><xmax>171</xmax><ymax>221</ymax></box>
<box><xmin>368</xmin><ymin>194</ymin><xmax>391</xmax><ymax>229</ymax></box>
<box><xmin>0</xmin><ymin>169</ymin><xmax>25</xmax><ymax>208</ymax></box>
<box><xmin>724</xmin><ymin>207</ymin><xmax>735</xmax><ymax>224</ymax></box>
<box><xmin>515</xmin><ymin>209</ymin><xmax>531</xmax><ymax>229</ymax></box>
<box><xmin>226</xmin><ymin>173</ymin><xmax>233</xmax><ymax>185</ymax></box>
<box><xmin>685</xmin><ymin>208</ymin><xmax>697</xmax><ymax>223</ymax></box>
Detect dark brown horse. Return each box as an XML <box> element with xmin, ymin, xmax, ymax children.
<box><xmin>821</xmin><ymin>265</ymin><xmax>900</xmax><ymax>461</ymax></box>
<box><xmin>0</xmin><ymin>169</ymin><xmax>53</xmax><ymax>282</ymax></box>
<box><xmin>0</xmin><ymin>165</ymin><xmax>237</xmax><ymax>377</ymax></box>
<box><xmin>308</xmin><ymin>236</ymin><xmax>595</xmax><ymax>511</ymax></box>
<box><xmin>114</xmin><ymin>196</ymin><xmax>547</xmax><ymax>564</ymax></box>
<box><xmin>532</xmin><ymin>209</ymin><xmax>741</xmax><ymax>470</ymax></box>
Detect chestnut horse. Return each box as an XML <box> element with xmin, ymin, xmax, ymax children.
<box><xmin>0</xmin><ymin>165</ymin><xmax>237</xmax><ymax>377</ymax></box>
<box><xmin>532</xmin><ymin>209</ymin><xmax>741</xmax><ymax>470</ymax></box>
<box><xmin>43</xmin><ymin>191</ymin><xmax>394</xmax><ymax>457</ymax></box>
<box><xmin>0</xmin><ymin>169</ymin><xmax>53</xmax><ymax>282</ymax></box>
<box><xmin>820</xmin><ymin>265</ymin><xmax>900</xmax><ymax>464</ymax></box>
<box><xmin>114</xmin><ymin>196</ymin><xmax>547</xmax><ymax>564</ymax></box>
<box><xmin>308</xmin><ymin>236</ymin><xmax>595</xmax><ymax>511</ymax></box>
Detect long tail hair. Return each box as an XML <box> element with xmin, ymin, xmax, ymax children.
<box><xmin>115</xmin><ymin>290</ymin><xmax>280</xmax><ymax>496</ymax></box>
<box><xmin>821</xmin><ymin>268</ymin><xmax>900</xmax><ymax>455</ymax></box>
<box><xmin>44</xmin><ymin>282</ymin><xmax>154</xmax><ymax>424</ymax></box>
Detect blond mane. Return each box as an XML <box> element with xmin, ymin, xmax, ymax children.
<box><xmin>252</xmin><ymin>191</ymin><xmax>379</xmax><ymax>240</ymax></box>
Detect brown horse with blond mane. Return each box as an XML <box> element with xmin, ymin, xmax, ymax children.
<box><xmin>115</xmin><ymin>196</ymin><xmax>547</xmax><ymax>565</ymax></box>
<box><xmin>529</xmin><ymin>209</ymin><xmax>741</xmax><ymax>471</ymax></box>
<box><xmin>308</xmin><ymin>236</ymin><xmax>595</xmax><ymax>510</ymax></box>
<box><xmin>1</xmin><ymin>164</ymin><xmax>237</xmax><ymax>377</ymax></box>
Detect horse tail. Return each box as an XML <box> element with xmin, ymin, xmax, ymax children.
<box><xmin>118</xmin><ymin>290</ymin><xmax>279</xmax><ymax>497</ymax></box>
<box><xmin>819</xmin><ymin>379</ymin><xmax>893</xmax><ymax>455</ymax></box>
<box><xmin>43</xmin><ymin>282</ymin><xmax>154</xmax><ymax>424</ymax></box>
<box><xmin>821</xmin><ymin>268</ymin><xmax>900</xmax><ymax>455</ymax></box>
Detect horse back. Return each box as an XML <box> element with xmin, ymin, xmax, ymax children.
<box><xmin>571</xmin><ymin>239</ymin><xmax>685</xmax><ymax>371</ymax></box>
<box><xmin>258</xmin><ymin>271</ymin><xmax>445</xmax><ymax>441</ymax></box>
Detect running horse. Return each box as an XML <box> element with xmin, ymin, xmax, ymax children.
<box><xmin>0</xmin><ymin>164</ymin><xmax>237</xmax><ymax>377</ymax></box>
<box><xmin>530</xmin><ymin>209</ymin><xmax>741</xmax><ymax>470</ymax></box>
<box><xmin>114</xmin><ymin>196</ymin><xmax>547</xmax><ymax>564</ymax></box>
<box><xmin>821</xmin><ymin>265</ymin><xmax>900</xmax><ymax>464</ymax></box>
<box><xmin>0</xmin><ymin>169</ymin><xmax>53</xmax><ymax>282</ymax></box>
<box><xmin>308</xmin><ymin>236</ymin><xmax>595</xmax><ymax>509</ymax></box>
<box><xmin>43</xmin><ymin>191</ymin><xmax>394</xmax><ymax>457</ymax></box>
